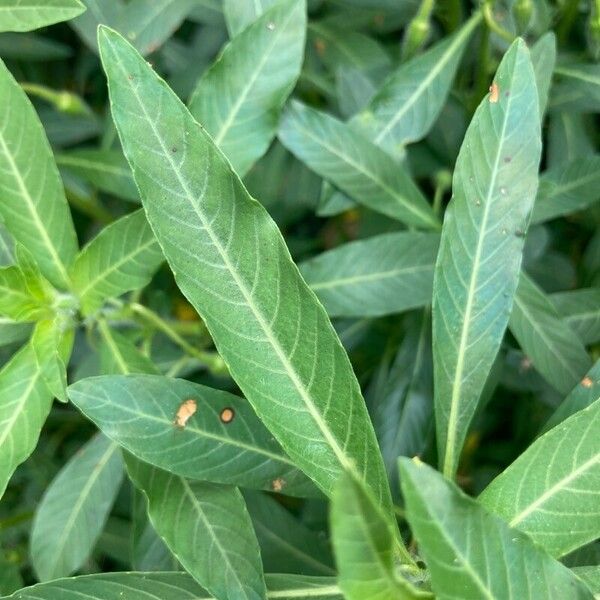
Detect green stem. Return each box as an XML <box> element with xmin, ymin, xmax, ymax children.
<box><xmin>130</xmin><ymin>303</ymin><xmax>226</xmax><ymax>375</ymax></box>
<box><xmin>482</xmin><ymin>2</ymin><xmax>515</xmax><ymax>42</ymax></box>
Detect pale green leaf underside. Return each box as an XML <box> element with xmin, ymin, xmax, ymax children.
<box><xmin>400</xmin><ymin>459</ymin><xmax>593</xmax><ymax>600</ymax></box>
<box><xmin>509</xmin><ymin>273</ymin><xmax>591</xmax><ymax>395</ymax></box>
<box><xmin>551</xmin><ymin>288</ymin><xmax>600</xmax><ymax>346</ymax></box>
<box><xmin>300</xmin><ymin>232</ymin><xmax>439</xmax><ymax>318</ymax></box>
<box><xmin>68</xmin><ymin>374</ymin><xmax>316</xmax><ymax>497</ymax></box>
<box><xmin>222</xmin><ymin>0</ymin><xmax>279</xmax><ymax>36</ymax></box>
<box><xmin>126</xmin><ymin>456</ymin><xmax>267</xmax><ymax>600</ymax></box>
<box><xmin>0</xmin><ymin>573</ymin><xmax>343</xmax><ymax>600</ymax></box>
<box><xmin>0</xmin><ymin>59</ymin><xmax>77</xmax><ymax>289</ymax></box>
<box><xmin>30</xmin><ymin>433</ymin><xmax>124</xmax><ymax>581</ymax></box>
<box><xmin>432</xmin><ymin>39</ymin><xmax>541</xmax><ymax>477</ymax></box>
<box><xmin>532</xmin><ymin>155</ymin><xmax>600</xmax><ymax>224</ymax></box>
<box><xmin>56</xmin><ymin>148</ymin><xmax>139</xmax><ymax>202</ymax></box>
<box><xmin>71</xmin><ymin>210</ymin><xmax>163</xmax><ymax>315</ymax></box>
<box><xmin>331</xmin><ymin>474</ymin><xmax>430</xmax><ymax>600</ymax></box>
<box><xmin>0</xmin><ymin>0</ymin><xmax>84</xmax><ymax>32</ymax></box>
<box><xmin>530</xmin><ymin>32</ymin><xmax>556</xmax><ymax>116</ymax></box>
<box><xmin>480</xmin><ymin>398</ymin><xmax>600</xmax><ymax>558</ymax></box>
<box><xmin>279</xmin><ymin>100</ymin><xmax>439</xmax><ymax>229</ymax></box>
<box><xmin>573</xmin><ymin>567</ymin><xmax>600</xmax><ymax>598</ymax></box>
<box><xmin>98</xmin><ymin>27</ymin><xmax>392</xmax><ymax>511</ymax></box>
<box><xmin>0</xmin><ymin>343</ymin><xmax>53</xmax><ymax>498</ymax></box>
<box><xmin>189</xmin><ymin>0</ymin><xmax>306</xmax><ymax>177</ymax></box>
<box><xmin>351</xmin><ymin>13</ymin><xmax>480</xmax><ymax>152</ymax></box>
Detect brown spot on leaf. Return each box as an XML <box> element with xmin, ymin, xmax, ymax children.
<box><xmin>271</xmin><ymin>478</ymin><xmax>285</xmax><ymax>492</ymax></box>
<box><xmin>582</xmin><ymin>376</ymin><xmax>593</xmax><ymax>388</ymax></box>
<box><xmin>314</xmin><ymin>38</ymin><xmax>326</xmax><ymax>55</ymax></box>
<box><xmin>489</xmin><ymin>82</ymin><xmax>499</xmax><ymax>103</ymax></box>
<box><xmin>220</xmin><ymin>407</ymin><xmax>235</xmax><ymax>424</ymax></box>
<box><xmin>174</xmin><ymin>399</ymin><xmax>197</xmax><ymax>428</ymax></box>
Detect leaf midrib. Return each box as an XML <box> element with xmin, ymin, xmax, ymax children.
<box><xmin>442</xmin><ymin>58</ymin><xmax>516</xmax><ymax>477</ymax></box>
<box><xmin>108</xmin><ymin>39</ymin><xmax>356</xmax><ymax>480</ymax></box>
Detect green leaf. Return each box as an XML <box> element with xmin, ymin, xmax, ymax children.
<box><xmin>30</xmin><ymin>433</ymin><xmax>124</xmax><ymax>581</ymax></box>
<box><xmin>0</xmin><ymin>572</ymin><xmax>343</xmax><ymax>600</ymax></box>
<box><xmin>0</xmin><ymin>0</ymin><xmax>84</xmax><ymax>32</ymax></box>
<box><xmin>573</xmin><ymin>567</ymin><xmax>600</xmax><ymax>596</ymax></box>
<box><xmin>479</xmin><ymin>398</ymin><xmax>600</xmax><ymax>558</ymax></box>
<box><xmin>530</xmin><ymin>32</ymin><xmax>556</xmax><ymax>116</ymax></box>
<box><xmin>0</xmin><ymin>318</ymin><xmax>31</xmax><ymax>347</ymax></box>
<box><xmin>222</xmin><ymin>0</ymin><xmax>279</xmax><ymax>37</ymax></box>
<box><xmin>99</xmin><ymin>27</ymin><xmax>393</xmax><ymax>511</ymax></box>
<box><xmin>71</xmin><ymin>0</ymin><xmax>197</xmax><ymax>55</ymax></box>
<box><xmin>331</xmin><ymin>472</ymin><xmax>431</xmax><ymax>600</ymax></box>
<box><xmin>188</xmin><ymin>0</ymin><xmax>306</xmax><ymax>177</ymax></box>
<box><xmin>300</xmin><ymin>232</ymin><xmax>439</xmax><ymax>318</ymax></box>
<box><xmin>0</xmin><ymin>223</ymin><xmax>14</xmax><ymax>266</ymax></box>
<box><xmin>125</xmin><ymin>455</ymin><xmax>267</xmax><ymax>600</ymax></box>
<box><xmin>551</xmin><ymin>288</ymin><xmax>600</xmax><ymax>346</ymax></box>
<box><xmin>550</xmin><ymin>64</ymin><xmax>600</xmax><ymax>114</ymax></box>
<box><xmin>68</xmin><ymin>374</ymin><xmax>316</xmax><ymax>497</ymax></box>
<box><xmin>71</xmin><ymin>210</ymin><xmax>163</xmax><ymax>315</ymax></box>
<box><xmin>244</xmin><ymin>490</ymin><xmax>335</xmax><ymax>576</ymax></box>
<box><xmin>0</xmin><ymin>550</ymin><xmax>21</xmax><ymax>595</ymax></box>
<box><xmin>0</xmin><ymin>59</ymin><xmax>78</xmax><ymax>289</ymax></box>
<box><xmin>279</xmin><ymin>100</ymin><xmax>439</xmax><ymax>229</ymax></box>
<box><xmin>0</xmin><ymin>343</ymin><xmax>53</xmax><ymax>498</ymax></box>
<box><xmin>350</xmin><ymin>14</ymin><xmax>480</xmax><ymax>153</ymax></box>
<box><xmin>399</xmin><ymin>458</ymin><xmax>593</xmax><ymax>600</ymax></box>
<box><xmin>432</xmin><ymin>39</ymin><xmax>542</xmax><ymax>477</ymax></box>
<box><xmin>509</xmin><ymin>274</ymin><xmax>592</xmax><ymax>394</ymax></box>
<box><xmin>543</xmin><ymin>360</ymin><xmax>600</xmax><ymax>432</ymax></box>
<box><xmin>531</xmin><ymin>155</ymin><xmax>600</xmax><ymax>224</ymax></box>
<box><xmin>56</xmin><ymin>148</ymin><xmax>139</xmax><ymax>202</ymax></box>
<box><xmin>0</xmin><ymin>266</ymin><xmax>50</xmax><ymax>321</ymax></box>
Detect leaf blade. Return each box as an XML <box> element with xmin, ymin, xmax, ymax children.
<box><xmin>0</xmin><ymin>0</ymin><xmax>84</xmax><ymax>32</ymax></box>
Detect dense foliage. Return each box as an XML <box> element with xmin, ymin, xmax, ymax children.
<box><xmin>0</xmin><ymin>1</ymin><xmax>599</xmax><ymax>599</ymax></box>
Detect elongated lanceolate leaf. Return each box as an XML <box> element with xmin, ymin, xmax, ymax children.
<box><xmin>30</xmin><ymin>433</ymin><xmax>124</xmax><ymax>581</ymax></box>
<box><xmin>480</xmin><ymin>398</ymin><xmax>600</xmax><ymax>558</ymax></box>
<box><xmin>543</xmin><ymin>360</ymin><xmax>600</xmax><ymax>432</ymax></box>
<box><xmin>551</xmin><ymin>288</ymin><xmax>600</xmax><ymax>345</ymax></box>
<box><xmin>331</xmin><ymin>473</ymin><xmax>430</xmax><ymax>600</ymax></box>
<box><xmin>350</xmin><ymin>14</ymin><xmax>480</xmax><ymax>153</ymax></box>
<box><xmin>573</xmin><ymin>567</ymin><xmax>600</xmax><ymax>597</ymax></box>
<box><xmin>532</xmin><ymin>155</ymin><xmax>600</xmax><ymax>224</ymax></box>
<box><xmin>71</xmin><ymin>210</ymin><xmax>163</xmax><ymax>315</ymax></box>
<box><xmin>98</xmin><ymin>27</ymin><xmax>393</xmax><ymax>512</ymax></box>
<box><xmin>0</xmin><ymin>59</ymin><xmax>77</xmax><ymax>289</ymax></box>
<box><xmin>0</xmin><ymin>0</ymin><xmax>84</xmax><ymax>32</ymax></box>
<box><xmin>400</xmin><ymin>458</ymin><xmax>593</xmax><ymax>600</ymax></box>
<box><xmin>509</xmin><ymin>274</ymin><xmax>591</xmax><ymax>395</ymax></box>
<box><xmin>530</xmin><ymin>32</ymin><xmax>556</xmax><ymax>116</ymax></box>
<box><xmin>68</xmin><ymin>374</ymin><xmax>316</xmax><ymax>497</ymax></box>
<box><xmin>550</xmin><ymin>64</ymin><xmax>600</xmax><ymax>113</ymax></box>
<box><xmin>300</xmin><ymin>232</ymin><xmax>439</xmax><ymax>318</ymax></box>
<box><xmin>222</xmin><ymin>0</ymin><xmax>279</xmax><ymax>36</ymax></box>
<box><xmin>279</xmin><ymin>101</ymin><xmax>439</xmax><ymax>229</ymax></box>
<box><xmin>189</xmin><ymin>0</ymin><xmax>306</xmax><ymax>177</ymax></box>
<box><xmin>0</xmin><ymin>344</ymin><xmax>53</xmax><ymax>498</ymax></box>
<box><xmin>0</xmin><ymin>573</ymin><xmax>343</xmax><ymax>600</ymax></box>
<box><xmin>126</xmin><ymin>456</ymin><xmax>267</xmax><ymax>600</ymax></box>
<box><xmin>0</xmin><ymin>266</ymin><xmax>49</xmax><ymax>321</ymax></box>
<box><xmin>56</xmin><ymin>148</ymin><xmax>139</xmax><ymax>202</ymax></box>
<box><xmin>432</xmin><ymin>40</ymin><xmax>542</xmax><ymax>477</ymax></box>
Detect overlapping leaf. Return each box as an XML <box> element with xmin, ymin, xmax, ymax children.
<box><xmin>432</xmin><ymin>40</ymin><xmax>541</xmax><ymax>477</ymax></box>
<box><xmin>480</xmin><ymin>398</ymin><xmax>600</xmax><ymax>558</ymax></box>
<box><xmin>0</xmin><ymin>59</ymin><xmax>77</xmax><ymax>289</ymax></box>
<box><xmin>279</xmin><ymin>100</ymin><xmax>439</xmax><ymax>229</ymax></box>
<box><xmin>126</xmin><ymin>456</ymin><xmax>266</xmax><ymax>600</ymax></box>
<box><xmin>0</xmin><ymin>343</ymin><xmax>53</xmax><ymax>498</ymax></box>
<box><xmin>222</xmin><ymin>0</ymin><xmax>279</xmax><ymax>36</ymax></box>
<box><xmin>300</xmin><ymin>232</ymin><xmax>439</xmax><ymax>318</ymax></box>
<box><xmin>71</xmin><ymin>210</ymin><xmax>163</xmax><ymax>315</ymax></box>
<box><xmin>0</xmin><ymin>573</ymin><xmax>344</xmax><ymax>600</ymax></box>
<box><xmin>68</xmin><ymin>374</ymin><xmax>316</xmax><ymax>496</ymax></box>
<box><xmin>400</xmin><ymin>458</ymin><xmax>593</xmax><ymax>599</ymax></box>
<box><xmin>189</xmin><ymin>0</ymin><xmax>306</xmax><ymax>177</ymax></box>
<box><xmin>509</xmin><ymin>274</ymin><xmax>591</xmax><ymax>394</ymax></box>
<box><xmin>30</xmin><ymin>433</ymin><xmax>124</xmax><ymax>581</ymax></box>
<box><xmin>551</xmin><ymin>288</ymin><xmax>600</xmax><ymax>345</ymax></box>
<box><xmin>98</xmin><ymin>27</ymin><xmax>392</xmax><ymax>511</ymax></box>
<box><xmin>0</xmin><ymin>0</ymin><xmax>84</xmax><ymax>32</ymax></box>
